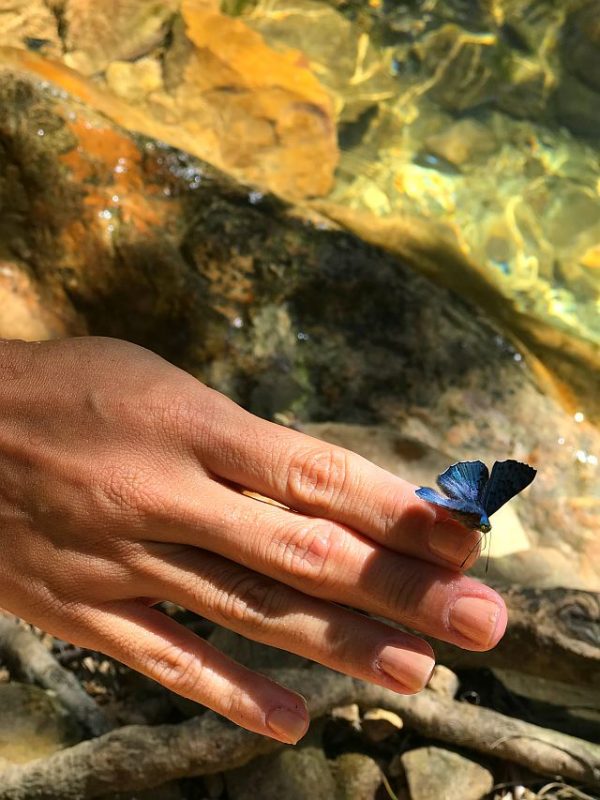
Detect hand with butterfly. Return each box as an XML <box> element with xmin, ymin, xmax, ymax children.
<box><xmin>0</xmin><ymin>337</ymin><xmax>515</xmax><ymax>746</ymax></box>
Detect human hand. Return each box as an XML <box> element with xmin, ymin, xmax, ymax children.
<box><xmin>0</xmin><ymin>337</ymin><xmax>506</xmax><ymax>744</ymax></box>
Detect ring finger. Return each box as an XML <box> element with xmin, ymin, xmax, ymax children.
<box><xmin>136</xmin><ymin>544</ymin><xmax>437</xmax><ymax>694</ymax></box>
<box><xmin>155</xmin><ymin>479</ymin><xmax>506</xmax><ymax>652</ymax></box>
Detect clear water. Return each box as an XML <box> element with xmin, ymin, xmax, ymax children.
<box><xmin>248</xmin><ymin>0</ymin><xmax>600</xmax><ymax>397</ymax></box>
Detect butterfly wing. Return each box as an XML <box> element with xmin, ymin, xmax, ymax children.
<box><xmin>481</xmin><ymin>460</ymin><xmax>536</xmax><ymax>517</ymax></box>
<box><xmin>416</xmin><ymin>486</ymin><xmax>488</xmax><ymax>530</ymax></box>
<box><xmin>415</xmin><ymin>487</ymin><xmax>473</xmax><ymax>511</ymax></box>
<box><xmin>436</xmin><ymin>460</ymin><xmax>489</xmax><ymax>503</ymax></box>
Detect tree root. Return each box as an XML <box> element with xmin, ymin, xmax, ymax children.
<box><xmin>0</xmin><ymin>666</ymin><xmax>598</xmax><ymax>799</ymax></box>
<box><xmin>0</xmin><ymin>614</ymin><xmax>112</xmax><ymax>737</ymax></box>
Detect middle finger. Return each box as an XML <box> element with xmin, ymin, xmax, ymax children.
<box><xmin>158</xmin><ymin>478</ymin><xmax>506</xmax><ymax>652</ymax></box>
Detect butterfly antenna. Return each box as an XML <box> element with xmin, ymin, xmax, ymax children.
<box><xmin>460</xmin><ymin>534</ymin><xmax>484</xmax><ymax>569</ymax></box>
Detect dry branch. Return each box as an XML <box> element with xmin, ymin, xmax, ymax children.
<box><xmin>0</xmin><ymin>666</ymin><xmax>598</xmax><ymax>799</ymax></box>
<box><xmin>0</xmin><ymin>614</ymin><xmax>112</xmax><ymax>737</ymax></box>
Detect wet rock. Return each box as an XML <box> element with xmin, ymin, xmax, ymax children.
<box><xmin>164</xmin><ymin>0</ymin><xmax>338</xmax><ymax>197</ymax></box>
<box><xmin>0</xmin><ymin>682</ymin><xmax>82</xmax><ymax>763</ymax></box>
<box><xmin>0</xmin><ymin>3</ymin><xmax>337</xmax><ymax>199</ymax></box>
<box><xmin>63</xmin><ymin>0</ymin><xmax>179</xmax><ymax>75</ymax></box>
<box><xmin>580</xmin><ymin>243</ymin><xmax>600</xmax><ymax>271</ymax></box>
<box><xmin>248</xmin><ymin>0</ymin><xmax>396</xmax><ymax>124</ymax></box>
<box><xmin>562</xmin><ymin>1</ymin><xmax>600</xmax><ymax>93</ymax></box>
<box><xmin>333</xmin><ymin>752</ymin><xmax>383</xmax><ymax>800</ymax></box>
<box><xmin>422</xmin><ymin>24</ymin><xmax>497</xmax><ymax>112</ymax></box>
<box><xmin>543</xmin><ymin>188</ymin><xmax>600</xmax><ymax>249</ymax></box>
<box><xmin>0</xmin><ymin>0</ymin><xmax>61</xmax><ymax>58</ymax></box>
<box><xmin>105</xmin><ymin>58</ymin><xmax>164</xmax><ymax>103</ymax></box>
<box><xmin>402</xmin><ymin>747</ymin><xmax>493</xmax><ymax>800</ymax></box>
<box><xmin>496</xmin><ymin>56</ymin><xmax>549</xmax><ymax>120</ymax></box>
<box><xmin>226</xmin><ymin>747</ymin><xmax>336</xmax><ymax>800</ymax></box>
<box><xmin>423</xmin><ymin>119</ymin><xmax>498</xmax><ymax>168</ymax></box>
<box><xmin>555</xmin><ymin>74</ymin><xmax>600</xmax><ymax>138</ymax></box>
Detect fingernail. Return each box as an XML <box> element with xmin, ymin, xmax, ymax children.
<box><xmin>266</xmin><ymin>707</ymin><xmax>308</xmax><ymax>744</ymax></box>
<box><xmin>429</xmin><ymin>523</ymin><xmax>479</xmax><ymax>567</ymax></box>
<box><xmin>378</xmin><ymin>645</ymin><xmax>435</xmax><ymax>692</ymax></box>
<box><xmin>450</xmin><ymin>597</ymin><xmax>501</xmax><ymax>647</ymax></box>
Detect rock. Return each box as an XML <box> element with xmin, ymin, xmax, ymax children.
<box><xmin>361</xmin><ymin>708</ymin><xmax>404</xmax><ymax>742</ymax></box>
<box><xmin>247</xmin><ymin>0</ymin><xmax>396</xmax><ymax>124</ymax></box>
<box><xmin>333</xmin><ymin>752</ymin><xmax>383</xmax><ymax>800</ymax></box>
<box><xmin>226</xmin><ymin>747</ymin><xmax>336</xmax><ymax>800</ymax></box>
<box><xmin>427</xmin><ymin>665</ymin><xmax>459</xmax><ymax>699</ymax></box>
<box><xmin>423</xmin><ymin>119</ymin><xmax>498</xmax><ymax>168</ymax></box>
<box><xmin>555</xmin><ymin>74</ymin><xmax>600</xmax><ymax>137</ymax></box>
<box><xmin>496</xmin><ymin>56</ymin><xmax>549</xmax><ymax>120</ymax></box>
<box><xmin>0</xmin><ymin>682</ymin><xmax>82</xmax><ymax>763</ymax></box>
<box><xmin>63</xmin><ymin>0</ymin><xmax>179</xmax><ymax>75</ymax></box>
<box><xmin>401</xmin><ymin>747</ymin><xmax>493</xmax><ymax>800</ymax></box>
<box><xmin>472</xmin><ymin>546</ymin><xmax>599</xmax><ymax>591</ymax></box>
<box><xmin>422</xmin><ymin>24</ymin><xmax>497</xmax><ymax>112</ymax></box>
<box><xmin>0</xmin><ymin>3</ymin><xmax>338</xmax><ymax>200</ymax></box>
<box><xmin>105</xmin><ymin>58</ymin><xmax>164</xmax><ymax>103</ymax></box>
<box><xmin>203</xmin><ymin>772</ymin><xmax>226</xmax><ymax>799</ymax></box>
<box><xmin>562</xmin><ymin>1</ymin><xmax>600</xmax><ymax>93</ymax></box>
<box><xmin>168</xmin><ymin>0</ymin><xmax>338</xmax><ymax>197</ymax></box>
<box><xmin>0</xmin><ymin>0</ymin><xmax>61</xmax><ymax>58</ymax></box>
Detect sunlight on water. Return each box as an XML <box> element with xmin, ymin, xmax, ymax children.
<box><xmin>248</xmin><ymin>0</ymin><xmax>600</xmax><ymax>354</ymax></box>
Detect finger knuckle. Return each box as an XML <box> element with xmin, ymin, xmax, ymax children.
<box><xmin>271</xmin><ymin>518</ymin><xmax>338</xmax><ymax>588</ymax></box>
<box><xmin>214</xmin><ymin>572</ymin><xmax>284</xmax><ymax>632</ymax></box>
<box><xmin>286</xmin><ymin>446</ymin><xmax>350</xmax><ymax>511</ymax></box>
<box><xmin>383</xmin><ymin>564</ymin><xmax>429</xmax><ymax>625</ymax></box>
<box><xmin>224</xmin><ymin>684</ymin><xmax>257</xmax><ymax>726</ymax></box>
<box><xmin>143</xmin><ymin>643</ymin><xmax>202</xmax><ymax>697</ymax></box>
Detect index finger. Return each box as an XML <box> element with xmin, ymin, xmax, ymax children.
<box><xmin>197</xmin><ymin>393</ymin><xmax>481</xmax><ymax>569</ymax></box>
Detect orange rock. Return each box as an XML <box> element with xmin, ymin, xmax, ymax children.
<box><xmin>0</xmin><ymin>0</ymin><xmax>338</xmax><ymax>200</ymax></box>
<box><xmin>178</xmin><ymin>0</ymin><xmax>338</xmax><ymax>197</ymax></box>
<box><xmin>63</xmin><ymin>0</ymin><xmax>180</xmax><ymax>75</ymax></box>
<box><xmin>0</xmin><ymin>0</ymin><xmax>61</xmax><ymax>58</ymax></box>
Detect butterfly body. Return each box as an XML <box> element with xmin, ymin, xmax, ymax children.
<box><xmin>415</xmin><ymin>459</ymin><xmax>536</xmax><ymax>532</ymax></box>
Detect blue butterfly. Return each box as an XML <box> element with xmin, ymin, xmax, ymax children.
<box><xmin>415</xmin><ymin>459</ymin><xmax>536</xmax><ymax>532</ymax></box>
